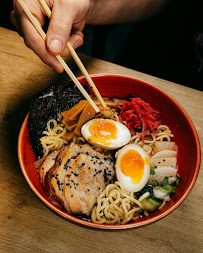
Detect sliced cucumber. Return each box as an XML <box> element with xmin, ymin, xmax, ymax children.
<box><xmin>158</xmin><ymin>184</ymin><xmax>172</xmax><ymax>194</ymax></box>
<box><xmin>141</xmin><ymin>197</ymin><xmax>162</xmax><ymax>211</ymax></box>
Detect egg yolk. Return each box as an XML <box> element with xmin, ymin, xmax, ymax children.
<box><xmin>88</xmin><ymin>120</ymin><xmax>117</xmax><ymax>144</ymax></box>
<box><xmin>119</xmin><ymin>149</ymin><xmax>145</xmax><ymax>184</ymax></box>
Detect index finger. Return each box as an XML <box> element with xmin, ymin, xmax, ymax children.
<box><xmin>14</xmin><ymin>0</ymin><xmax>64</xmax><ymax>72</ymax></box>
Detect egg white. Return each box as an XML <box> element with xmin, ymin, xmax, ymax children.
<box><xmin>115</xmin><ymin>144</ymin><xmax>150</xmax><ymax>192</ymax></box>
<box><xmin>81</xmin><ymin>119</ymin><xmax>131</xmax><ymax>150</ymax></box>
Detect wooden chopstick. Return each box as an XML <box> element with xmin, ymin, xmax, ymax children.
<box><xmin>38</xmin><ymin>0</ymin><xmax>107</xmax><ymax>108</ymax></box>
<box><xmin>17</xmin><ymin>0</ymin><xmax>99</xmax><ymax>113</ymax></box>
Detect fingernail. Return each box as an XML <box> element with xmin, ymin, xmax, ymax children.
<box><xmin>49</xmin><ymin>39</ymin><xmax>63</xmax><ymax>53</ymax></box>
<box><xmin>74</xmin><ymin>39</ymin><xmax>83</xmax><ymax>49</ymax></box>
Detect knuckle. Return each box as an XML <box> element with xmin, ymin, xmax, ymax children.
<box><xmin>24</xmin><ymin>34</ymin><xmax>39</xmax><ymax>50</ymax></box>
<box><xmin>24</xmin><ymin>37</ymin><xmax>32</xmax><ymax>49</ymax></box>
<box><xmin>51</xmin><ymin>22</ymin><xmax>68</xmax><ymax>33</ymax></box>
<box><xmin>56</xmin><ymin>0</ymin><xmax>71</xmax><ymax>8</ymax></box>
<box><xmin>44</xmin><ymin>57</ymin><xmax>54</xmax><ymax>67</ymax></box>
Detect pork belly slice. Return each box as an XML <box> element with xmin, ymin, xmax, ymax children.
<box><xmin>40</xmin><ymin>143</ymin><xmax>114</xmax><ymax>214</ymax></box>
<box><xmin>149</xmin><ymin>141</ymin><xmax>178</xmax><ymax>185</ymax></box>
<box><xmin>151</xmin><ymin>150</ymin><xmax>177</xmax><ymax>159</ymax></box>
<box><xmin>35</xmin><ymin>145</ymin><xmax>70</xmax><ymax>186</ymax></box>
<box><xmin>151</xmin><ymin>141</ymin><xmax>178</xmax><ymax>168</ymax></box>
<box><xmin>33</xmin><ymin>156</ymin><xmax>47</xmax><ymax>169</ymax></box>
<box><xmin>154</xmin><ymin>141</ymin><xmax>177</xmax><ymax>153</ymax></box>
<box><xmin>42</xmin><ymin>145</ymin><xmax>71</xmax><ymax>211</ymax></box>
<box><xmin>50</xmin><ymin>143</ymin><xmax>107</xmax><ymax>200</ymax></box>
<box><xmin>148</xmin><ymin>166</ymin><xmax>178</xmax><ymax>185</ymax></box>
<box><xmin>49</xmin><ymin>143</ymin><xmax>90</xmax><ymax>212</ymax></box>
<box><xmin>37</xmin><ymin>150</ymin><xmax>60</xmax><ymax>186</ymax></box>
<box><xmin>52</xmin><ymin>143</ymin><xmax>114</xmax><ymax>212</ymax></box>
<box><xmin>150</xmin><ymin>157</ymin><xmax>177</xmax><ymax>168</ymax></box>
<box><xmin>49</xmin><ymin>146</ymin><xmax>71</xmax><ymax>212</ymax></box>
<box><xmin>64</xmin><ymin>153</ymin><xmax>114</xmax><ymax>216</ymax></box>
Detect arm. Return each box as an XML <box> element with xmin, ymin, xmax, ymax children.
<box><xmin>11</xmin><ymin>0</ymin><xmax>169</xmax><ymax>72</ymax></box>
<box><xmin>87</xmin><ymin>0</ymin><xmax>169</xmax><ymax>24</ymax></box>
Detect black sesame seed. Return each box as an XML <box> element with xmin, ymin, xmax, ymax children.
<box><xmin>103</xmin><ymin>170</ymin><xmax>109</xmax><ymax>182</ymax></box>
<box><xmin>64</xmin><ymin>159</ymin><xmax>70</xmax><ymax>168</ymax></box>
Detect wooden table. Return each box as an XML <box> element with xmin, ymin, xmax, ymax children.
<box><xmin>0</xmin><ymin>27</ymin><xmax>202</xmax><ymax>253</ymax></box>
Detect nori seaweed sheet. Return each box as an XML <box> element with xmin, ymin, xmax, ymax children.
<box><xmin>28</xmin><ymin>74</ymin><xmax>87</xmax><ymax>159</ymax></box>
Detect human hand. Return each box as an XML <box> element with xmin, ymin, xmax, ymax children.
<box><xmin>11</xmin><ymin>0</ymin><xmax>90</xmax><ymax>72</ymax></box>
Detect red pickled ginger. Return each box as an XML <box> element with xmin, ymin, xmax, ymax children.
<box><xmin>118</xmin><ymin>97</ymin><xmax>160</xmax><ymax>138</ymax></box>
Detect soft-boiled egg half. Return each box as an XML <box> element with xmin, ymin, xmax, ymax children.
<box><xmin>115</xmin><ymin>144</ymin><xmax>150</xmax><ymax>192</ymax></box>
<box><xmin>81</xmin><ymin>119</ymin><xmax>131</xmax><ymax>150</ymax></box>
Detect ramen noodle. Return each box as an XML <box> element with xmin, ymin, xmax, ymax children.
<box><xmin>40</xmin><ymin>119</ymin><xmax>67</xmax><ymax>156</ymax></box>
<box><xmin>130</xmin><ymin>125</ymin><xmax>174</xmax><ymax>155</ymax></box>
<box><xmin>91</xmin><ymin>181</ymin><xmax>151</xmax><ymax>224</ymax></box>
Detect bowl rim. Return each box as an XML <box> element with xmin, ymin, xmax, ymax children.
<box><xmin>18</xmin><ymin>73</ymin><xmax>201</xmax><ymax>230</ymax></box>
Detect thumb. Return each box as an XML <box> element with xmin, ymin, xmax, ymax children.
<box><xmin>46</xmin><ymin>0</ymin><xmax>75</xmax><ymax>55</ymax></box>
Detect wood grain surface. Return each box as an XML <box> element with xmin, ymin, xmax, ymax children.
<box><xmin>0</xmin><ymin>27</ymin><xmax>202</xmax><ymax>253</ymax></box>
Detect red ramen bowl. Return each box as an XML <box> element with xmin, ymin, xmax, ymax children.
<box><xmin>18</xmin><ymin>74</ymin><xmax>201</xmax><ymax>229</ymax></box>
